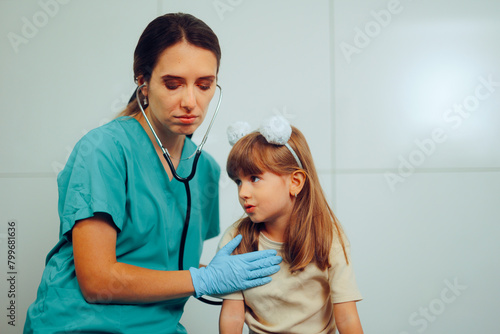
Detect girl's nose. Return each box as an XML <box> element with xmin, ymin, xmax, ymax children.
<box><xmin>181</xmin><ymin>86</ymin><xmax>196</xmax><ymax>112</ymax></box>
<box><xmin>238</xmin><ymin>183</ymin><xmax>250</xmax><ymax>199</ymax></box>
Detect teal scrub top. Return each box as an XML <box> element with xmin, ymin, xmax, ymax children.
<box><xmin>24</xmin><ymin>117</ymin><xmax>220</xmax><ymax>333</ymax></box>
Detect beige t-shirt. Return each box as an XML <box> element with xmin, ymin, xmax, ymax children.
<box><xmin>217</xmin><ymin>223</ymin><xmax>363</xmax><ymax>334</ymax></box>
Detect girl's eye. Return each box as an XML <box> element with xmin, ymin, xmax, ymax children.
<box><xmin>234</xmin><ymin>179</ymin><xmax>242</xmax><ymax>186</ymax></box>
<box><xmin>251</xmin><ymin>176</ymin><xmax>261</xmax><ymax>183</ymax></box>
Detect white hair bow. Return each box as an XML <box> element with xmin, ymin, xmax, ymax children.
<box><xmin>226</xmin><ymin>116</ymin><xmax>303</xmax><ymax>169</ymax></box>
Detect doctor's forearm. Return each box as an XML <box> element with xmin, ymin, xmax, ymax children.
<box><xmin>73</xmin><ymin>214</ymin><xmax>196</xmax><ymax>304</ymax></box>
<box><xmin>78</xmin><ymin>263</ymin><xmax>195</xmax><ymax>304</ymax></box>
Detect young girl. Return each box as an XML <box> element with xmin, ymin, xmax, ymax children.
<box><xmin>218</xmin><ymin>117</ymin><xmax>363</xmax><ymax>334</ymax></box>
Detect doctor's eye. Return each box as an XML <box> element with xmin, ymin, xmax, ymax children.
<box><xmin>164</xmin><ymin>79</ymin><xmax>182</xmax><ymax>90</ymax></box>
<box><xmin>197</xmin><ymin>80</ymin><xmax>213</xmax><ymax>91</ymax></box>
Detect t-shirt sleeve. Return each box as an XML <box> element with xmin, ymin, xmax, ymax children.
<box><xmin>57</xmin><ymin>128</ymin><xmax>127</xmax><ymax>239</ymax></box>
<box><xmin>216</xmin><ymin>223</ymin><xmax>239</xmax><ymax>252</ymax></box>
<box><xmin>328</xmin><ymin>237</ymin><xmax>363</xmax><ymax>304</ymax></box>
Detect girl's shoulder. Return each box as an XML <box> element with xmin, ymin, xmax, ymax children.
<box><xmin>217</xmin><ymin>222</ymin><xmax>240</xmax><ymax>250</ymax></box>
<box><xmin>329</xmin><ymin>230</ymin><xmax>351</xmax><ymax>260</ymax></box>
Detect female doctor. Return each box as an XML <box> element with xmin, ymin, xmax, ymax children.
<box><xmin>24</xmin><ymin>13</ymin><xmax>281</xmax><ymax>333</ymax></box>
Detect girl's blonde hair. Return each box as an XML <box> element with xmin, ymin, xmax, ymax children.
<box><xmin>227</xmin><ymin>126</ymin><xmax>348</xmax><ymax>272</ymax></box>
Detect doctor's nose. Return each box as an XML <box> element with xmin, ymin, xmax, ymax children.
<box><xmin>181</xmin><ymin>86</ymin><xmax>196</xmax><ymax>112</ymax></box>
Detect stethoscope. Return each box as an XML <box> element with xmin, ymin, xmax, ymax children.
<box><xmin>136</xmin><ymin>83</ymin><xmax>223</xmax><ymax>305</ymax></box>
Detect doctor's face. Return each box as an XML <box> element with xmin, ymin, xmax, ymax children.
<box><xmin>143</xmin><ymin>41</ymin><xmax>218</xmax><ymax>137</ymax></box>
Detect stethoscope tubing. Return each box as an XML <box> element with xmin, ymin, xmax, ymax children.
<box><xmin>135</xmin><ymin>83</ymin><xmax>223</xmax><ymax>305</ymax></box>
<box><xmin>136</xmin><ymin>83</ymin><xmax>222</xmax><ymax>171</ymax></box>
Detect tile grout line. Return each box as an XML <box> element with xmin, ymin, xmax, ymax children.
<box><xmin>3</xmin><ymin>168</ymin><xmax>497</xmax><ymax>179</ymax></box>
<box><xmin>329</xmin><ymin>0</ymin><xmax>337</xmax><ymax>206</ymax></box>
<box><xmin>0</xmin><ymin>173</ymin><xmax>56</xmax><ymax>178</ymax></box>
<box><xmin>319</xmin><ymin>167</ymin><xmax>500</xmax><ymax>174</ymax></box>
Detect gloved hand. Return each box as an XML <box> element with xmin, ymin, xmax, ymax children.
<box><xmin>189</xmin><ymin>234</ymin><xmax>282</xmax><ymax>298</ymax></box>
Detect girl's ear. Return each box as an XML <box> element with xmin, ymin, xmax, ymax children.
<box><xmin>289</xmin><ymin>170</ymin><xmax>306</xmax><ymax>197</ymax></box>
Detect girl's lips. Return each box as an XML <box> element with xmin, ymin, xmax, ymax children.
<box><xmin>245</xmin><ymin>205</ymin><xmax>255</xmax><ymax>214</ymax></box>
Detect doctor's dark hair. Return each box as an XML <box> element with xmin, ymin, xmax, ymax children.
<box><xmin>227</xmin><ymin>126</ymin><xmax>349</xmax><ymax>273</ymax></box>
<box><xmin>119</xmin><ymin>13</ymin><xmax>221</xmax><ymax>117</ymax></box>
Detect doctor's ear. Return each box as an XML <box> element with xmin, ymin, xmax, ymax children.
<box><xmin>136</xmin><ymin>76</ymin><xmax>148</xmax><ymax>96</ymax></box>
<box><xmin>289</xmin><ymin>170</ymin><xmax>306</xmax><ymax>198</ymax></box>
<box><xmin>141</xmin><ymin>84</ymin><xmax>148</xmax><ymax>98</ymax></box>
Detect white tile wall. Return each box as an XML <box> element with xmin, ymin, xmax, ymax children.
<box><xmin>333</xmin><ymin>0</ymin><xmax>500</xmax><ymax>333</ymax></box>
<box><xmin>0</xmin><ymin>1</ymin><xmax>158</xmax><ymax>175</ymax></box>
<box><xmin>333</xmin><ymin>0</ymin><xmax>500</xmax><ymax>170</ymax></box>
<box><xmin>336</xmin><ymin>172</ymin><xmax>500</xmax><ymax>333</ymax></box>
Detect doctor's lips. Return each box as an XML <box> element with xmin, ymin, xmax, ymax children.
<box><xmin>176</xmin><ymin>115</ymin><xmax>198</xmax><ymax>124</ymax></box>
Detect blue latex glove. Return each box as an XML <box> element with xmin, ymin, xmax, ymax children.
<box><xmin>189</xmin><ymin>234</ymin><xmax>282</xmax><ymax>298</ymax></box>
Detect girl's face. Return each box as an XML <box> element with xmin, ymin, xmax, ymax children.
<box><xmin>234</xmin><ymin>171</ymin><xmax>294</xmax><ymax>227</ymax></box>
<box><xmin>143</xmin><ymin>41</ymin><xmax>218</xmax><ymax>137</ymax></box>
